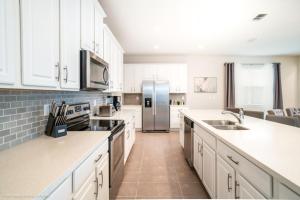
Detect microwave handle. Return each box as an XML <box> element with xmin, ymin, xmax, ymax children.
<box><xmin>103</xmin><ymin>66</ymin><xmax>109</xmax><ymax>84</ymax></box>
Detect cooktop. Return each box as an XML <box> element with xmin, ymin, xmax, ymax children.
<box><xmin>86</xmin><ymin>119</ymin><xmax>124</xmax><ymax>132</ymax></box>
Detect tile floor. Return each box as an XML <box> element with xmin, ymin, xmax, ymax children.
<box><xmin>114</xmin><ymin>132</ymin><xmax>209</xmax><ymax>199</ymax></box>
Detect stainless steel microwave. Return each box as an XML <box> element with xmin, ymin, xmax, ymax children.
<box><xmin>80</xmin><ymin>50</ymin><xmax>109</xmax><ymax>90</ymax></box>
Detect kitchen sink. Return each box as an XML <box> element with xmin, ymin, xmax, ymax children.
<box><xmin>202</xmin><ymin>120</ymin><xmax>249</xmax><ymax>130</ymax></box>
<box><xmin>212</xmin><ymin>125</ymin><xmax>249</xmax><ymax>130</ymax></box>
<box><xmin>203</xmin><ymin>120</ymin><xmax>237</xmax><ymax>126</ymax></box>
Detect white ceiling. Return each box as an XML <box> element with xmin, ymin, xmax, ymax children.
<box><xmin>99</xmin><ymin>0</ymin><xmax>300</xmax><ymax>56</ymax></box>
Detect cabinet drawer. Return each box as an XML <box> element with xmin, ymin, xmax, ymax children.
<box><xmin>194</xmin><ymin>124</ymin><xmax>216</xmax><ymax>150</ymax></box>
<box><xmin>73</xmin><ymin>140</ymin><xmax>108</xmax><ymax>192</ymax></box>
<box><xmin>47</xmin><ymin>176</ymin><xmax>72</xmax><ymax>200</ymax></box>
<box><xmin>217</xmin><ymin>141</ymin><xmax>272</xmax><ymax>198</ymax></box>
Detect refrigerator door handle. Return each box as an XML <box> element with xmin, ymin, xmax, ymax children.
<box><xmin>154</xmin><ymin>83</ymin><xmax>156</xmax><ymax>116</ymax></box>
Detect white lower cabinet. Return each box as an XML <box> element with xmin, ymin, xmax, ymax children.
<box><xmin>217</xmin><ymin>155</ymin><xmax>235</xmax><ymax>199</ymax></box>
<box><xmin>96</xmin><ymin>154</ymin><xmax>109</xmax><ymax>200</ymax></box>
<box><xmin>124</xmin><ymin>116</ymin><xmax>136</xmax><ymax>163</ymax></box>
<box><xmin>170</xmin><ymin>106</ymin><xmax>188</xmax><ymax>129</ymax></box>
<box><xmin>193</xmin><ymin>133</ymin><xmax>203</xmax><ymax>180</ymax></box>
<box><xmin>179</xmin><ymin>113</ymin><xmax>184</xmax><ymax>148</ymax></box>
<box><xmin>278</xmin><ymin>183</ymin><xmax>300</xmax><ymax>199</ymax></box>
<box><xmin>47</xmin><ymin>176</ymin><xmax>72</xmax><ymax>200</ymax></box>
<box><xmin>202</xmin><ymin>142</ymin><xmax>216</xmax><ymax>198</ymax></box>
<box><xmin>236</xmin><ymin>173</ymin><xmax>265</xmax><ymax>199</ymax></box>
<box><xmin>73</xmin><ymin>172</ymin><xmax>97</xmax><ymax>200</ymax></box>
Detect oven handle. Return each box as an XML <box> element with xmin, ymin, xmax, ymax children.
<box><xmin>110</xmin><ymin>126</ymin><xmax>125</xmax><ymax>141</ymax></box>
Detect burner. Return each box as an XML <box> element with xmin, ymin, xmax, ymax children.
<box><xmin>86</xmin><ymin>119</ymin><xmax>124</xmax><ymax>132</ymax></box>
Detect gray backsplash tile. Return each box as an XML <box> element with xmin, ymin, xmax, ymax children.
<box><xmin>0</xmin><ymin>89</ymin><xmax>107</xmax><ymax>151</ymax></box>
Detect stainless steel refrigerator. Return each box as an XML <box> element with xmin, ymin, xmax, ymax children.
<box><xmin>142</xmin><ymin>81</ymin><xmax>170</xmax><ymax>132</ymax></box>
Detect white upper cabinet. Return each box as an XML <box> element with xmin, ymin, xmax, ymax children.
<box><xmin>81</xmin><ymin>0</ymin><xmax>105</xmax><ymax>58</ymax></box>
<box><xmin>80</xmin><ymin>0</ymin><xmax>95</xmax><ymax>51</ymax></box>
<box><xmin>103</xmin><ymin>25</ymin><xmax>124</xmax><ymax>93</ymax></box>
<box><xmin>21</xmin><ymin>0</ymin><xmax>60</xmax><ymax>87</ymax></box>
<box><xmin>123</xmin><ymin>64</ymin><xmax>187</xmax><ymax>93</ymax></box>
<box><xmin>94</xmin><ymin>3</ymin><xmax>104</xmax><ymax>59</ymax></box>
<box><xmin>0</xmin><ymin>0</ymin><xmax>19</xmax><ymax>85</ymax></box>
<box><xmin>60</xmin><ymin>0</ymin><xmax>80</xmax><ymax>89</ymax></box>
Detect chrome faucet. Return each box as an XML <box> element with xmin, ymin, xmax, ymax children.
<box><xmin>222</xmin><ymin>109</ymin><xmax>244</xmax><ymax>124</ymax></box>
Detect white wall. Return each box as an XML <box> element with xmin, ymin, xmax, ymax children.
<box><xmin>125</xmin><ymin>55</ymin><xmax>300</xmax><ymax>109</ymax></box>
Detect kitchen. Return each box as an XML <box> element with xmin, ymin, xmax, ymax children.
<box><xmin>0</xmin><ymin>0</ymin><xmax>300</xmax><ymax>199</ymax></box>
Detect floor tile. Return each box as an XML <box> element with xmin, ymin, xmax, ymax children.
<box><xmin>115</xmin><ymin>132</ymin><xmax>209</xmax><ymax>199</ymax></box>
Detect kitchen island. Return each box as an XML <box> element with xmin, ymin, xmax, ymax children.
<box><xmin>180</xmin><ymin>109</ymin><xmax>300</xmax><ymax>199</ymax></box>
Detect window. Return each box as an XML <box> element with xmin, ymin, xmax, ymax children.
<box><xmin>235</xmin><ymin>63</ymin><xmax>274</xmax><ymax>110</ymax></box>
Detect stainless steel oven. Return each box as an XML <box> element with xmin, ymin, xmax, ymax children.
<box><xmin>109</xmin><ymin>122</ymin><xmax>125</xmax><ymax>198</ymax></box>
<box><xmin>80</xmin><ymin>50</ymin><xmax>109</xmax><ymax>90</ymax></box>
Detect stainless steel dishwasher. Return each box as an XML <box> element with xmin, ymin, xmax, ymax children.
<box><xmin>184</xmin><ymin>117</ymin><xmax>194</xmax><ymax>167</ymax></box>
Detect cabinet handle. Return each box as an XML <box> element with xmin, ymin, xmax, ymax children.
<box><xmin>94</xmin><ymin>177</ymin><xmax>99</xmax><ymax>198</ymax></box>
<box><xmin>235</xmin><ymin>180</ymin><xmax>240</xmax><ymax>199</ymax></box>
<box><xmin>197</xmin><ymin>143</ymin><xmax>200</xmax><ymax>153</ymax></box>
<box><xmin>127</xmin><ymin>131</ymin><xmax>130</xmax><ymax>139</ymax></box>
<box><xmin>227</xmin><ymin>173</ymin><xmax>232</xmax><ymax>192</ymax></box>
<box><xmin>99</xmin><ymin>171</ymin><xmax>103</xmax><ymax>188</ymax></box>
<box><xmin>55</xmin><ymin>62</ymin><xmax>60</xmax><ymax>81</ymax></box>
<box><xmin>200</xmin><ymin>144</ymin><xmax>203</xmax><ymax>156</ymax></box>
<box><xmin>95</xmin><ymin>154</ymin><xmax>103</xmax><ymax>163</ymax></box>
<box><xmin>63</xmin><ymin>66</ymin><xmax>68</xmax><ymax>82</ymax></box>
<box><xmin>227</xmin><ymin>155</ymin><xmax>239</xmax><ymax>165</ymax></box>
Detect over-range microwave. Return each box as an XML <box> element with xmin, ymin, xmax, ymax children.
<box><xmin>80</xmin><ymin>50</ymin><xmax>109</xmax><ymax>90</ymax></box>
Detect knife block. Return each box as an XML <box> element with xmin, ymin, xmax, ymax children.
<box><xmin>45</xmin><ymin>114</ymin><xmax>67</xmax><ymax>138</ymax></box>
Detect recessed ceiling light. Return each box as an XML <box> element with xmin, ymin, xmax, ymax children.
<box><xmin>253</xmin><ymin>14</ymin><xmax>267</xmax><ymax>21</ymax></box>
<box><xmin>153</xmin><ymin>45</ymin><xmax>160</xmax><ymax>50</ymax></box>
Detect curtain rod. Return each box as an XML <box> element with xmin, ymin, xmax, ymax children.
<box><xmin>240</xmin><ymin>63</ymin><xmax>268</xmax><ymax>65</ymax></box>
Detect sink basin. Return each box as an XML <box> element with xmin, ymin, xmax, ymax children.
<box><xmin>212</xmin><ymin>125</ymin><xmax>249</xmax><ymax>130</ymax></box>
<box><xmin>203</xmin><ymin>120</ymin><xmax>236</xmax><ymax>126</ymax></box>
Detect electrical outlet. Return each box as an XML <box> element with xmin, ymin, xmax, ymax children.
<box><xmin>44</xmin><ymin>104</ymin><xmax>50</xmax><ymax>116</ymax></box>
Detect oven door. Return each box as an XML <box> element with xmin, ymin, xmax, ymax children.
<box><xmin>109</xmin><ymin>125</ymin><xmax>125</xmax><ymax>197</ymax></box>
<box><xmin>80</xmin><ymin>50</ymin><xmax>109</xmax><ymax>90</ymax></box>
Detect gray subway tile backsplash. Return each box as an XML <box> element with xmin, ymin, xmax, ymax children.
<box><xmin>0</xmin><ymin>89</ymin><xmax>107</xmax><ymax>151</ymax></box>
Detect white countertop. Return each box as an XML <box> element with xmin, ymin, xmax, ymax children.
<box><xmin>180</xmin><ymin>109</ymin><xmax>300</xmax><ymax>193</ymax></box>
<box><xmin>91</xmin><ymin>109</ymin><xmax>136</xmax><ymax>123</ymax></box>
<box><xmin>0</xmin><ymin>131</ymin><xmax>110</xmax><ymax>199</ymax></box>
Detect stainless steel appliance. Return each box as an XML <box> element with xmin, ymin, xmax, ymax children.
<box><xmin>80</xmin><ymin>50</ymin><xmax>109</xmax><ymax>90</ymax></box>
<box><xmin>98</xmin><ymin>105</ymin><xmax>116</xmax><ymax>117</ymax></box>
<box><xmin>142</xmin><ymin>81</ymin><xmax>170</xmax><ymax>132</ymax></box>
<box><xmin>184</xmin><ymin>117</ymin><xmax>194</xmax><ymax>167</ymax></box>
<box><xmin>65</xmin><ymin>103</ymin><xmax>125</xmax><ymax>198</ymax></box>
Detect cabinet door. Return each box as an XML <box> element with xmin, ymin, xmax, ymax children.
<box><xmin>179</xmin><ymin>114</ymin><xmax>184</xmax><ymax>148</ymax></box>
<box><xmin>124</xmin><ymin>126</ymin><xmax>131</xmax><ymax>163</ymax></box>
<box><xmin>236</xmin><ymin>173</ymin><xmax>265</xmax><ymax>199</ymax></box>
<box><xmin>103</xmin><ymin>25</ymin><xmax>111</xmax><ymax>63</ymax></box>
<box><xmin>21</xmin><ymin>0</ymin><xmax>59</xmax><ymax>87</ymax></box>
<box><xmin>94</xmin><ymin>3</ymin><xmax>104</xmax><ymax>59</ymax></box>
<box><xmin>47</xmin><ymin>176</ymin><xmax>72</xmax><ymax>200</ymax></box>
<box><xmin>60</xmin><ymin>0</ymin><xmax>80</xmax><ymax>89</ymax></box>
<box><xmin>80</xmin><ymin>0</ymin><xmax>94</xmax><ymax>51</ymax></box>
<box><xmin>0</xmin><ymin>0</ymin><xmax>19</xmax><ymax>85</ymax></box>
<box><xmin>278</xmin><ymin>183</ymin><xmax>300</xmax><ymax>199</ymax></box>
<box><xmin>178</xmin><ymin>64</ymin><xmax>187</xmax><ymax>93</ymax></box>
<box><xmin>124</xmin><ymin>64</ymin><xmax>135</xmax><ymax>93</ymax></box>
<box><xmin>193</xmin><ymin>133</ymin><xmax>203</xmax><ymax>180</ymax></box>
<box><xmin>96</xmin><ymin>154</ymin><xmax>109</xmax><ymax>200</ymax></box>
<box><xmin>203</xmin><ymin>142</ymin><xmax>216</xmax><ymax>198</ymax></box>
<box><xmin>117</xmin><ymin>48</ymin><xmax>124</xmax><ymax>91</ymax></box>
<box><xmin>217</xmin><ymin>156</ymin><xmax>235</xmax><ymax>199</ymax></box>
<box><xmin>170</xmin><ymin>108</ymin><xmax>180</xmax><ymax>128</ymax></box>
<box><xmin>73</xmin><ymin>172</ymin><xmax>97</xmax><ymax>200</ymax></box>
